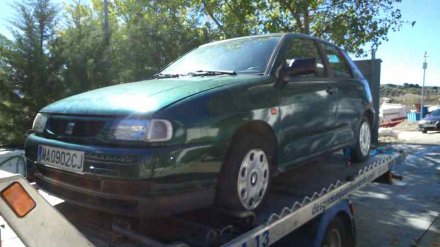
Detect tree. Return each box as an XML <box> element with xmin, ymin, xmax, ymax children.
<box><xmin>112</xmin><ymin>0</ymin><xmax>210</xmax><ymax>82</ymax></box>
<box><xmin>53</xmin><ymin>0</ymin><xmax>113</xmax><ymax>94</ymax></box>
<box><xmin>0</xmin><ymin>0</ymin><xmax>60</xmax><ymax>145</ymax></box>
<box><xmin>197</xmin><ymin>0</ymin><xmax>404</xmax><ymax>56</ymax></box>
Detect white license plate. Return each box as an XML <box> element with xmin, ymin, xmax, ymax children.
<box><xmin>37</xmin><ymin>145</ymin><xmax>84</xmax><ymax>173</ymax></box>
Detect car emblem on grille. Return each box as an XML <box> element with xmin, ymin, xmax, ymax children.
<box><xmin>65</xmin><ymin>122</ymin><xmax>75</xmax><ymax>135</ymax></box>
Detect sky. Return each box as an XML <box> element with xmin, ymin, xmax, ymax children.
<box><xmin>0</xmin><ymin>0</ymin><xmax>439</xmax><ymax>86</ymax></box>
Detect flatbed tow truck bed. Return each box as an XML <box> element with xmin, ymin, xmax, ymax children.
<box><xmin>0</xmin><ymin>148</ymin><xmax>405</xmax><ymax>247</ymax></box>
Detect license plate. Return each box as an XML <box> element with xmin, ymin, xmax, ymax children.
<box><xmin>37</xmin><ymin>145</ymin><xmax>84</xmax><ymax>173</ymax></box>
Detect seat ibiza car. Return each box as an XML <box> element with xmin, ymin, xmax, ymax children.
<box><xmin>25</xmin><ymin>33</ymin><xmax>373</xmax><ymax>216</ymax></box>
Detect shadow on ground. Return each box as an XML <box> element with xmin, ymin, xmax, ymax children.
<box><xmin>353</xmin><ymin>144</ymin><xmax>440</xmax><ymax>247</ymax></box>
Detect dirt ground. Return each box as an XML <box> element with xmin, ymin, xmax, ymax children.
<box><xmin>379</xmin><ymin>120</ymin><xmax>440</xmax><ymax>145</ymax></box>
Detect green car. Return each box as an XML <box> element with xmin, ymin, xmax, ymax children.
<box><xmin>25</xmin><ymin>33</ymin><xmax>373</xmax><ymax>216</ymax></box>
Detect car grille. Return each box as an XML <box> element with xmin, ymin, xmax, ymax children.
<box><xmin>46</xmin><ymin>117</ymin><xmax>106</xmax><ymax>137</ymax></box>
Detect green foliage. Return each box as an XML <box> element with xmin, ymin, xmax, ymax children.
<box><xmin>0</xmin><ymin>0</ymin><xmax>60</xmax><ymax>146</ymax></box>
<box><xmin>111</xmin><ymin>0</ymin><xmax>210</xmax><ymax>82</ymax></box>
<box><xmin>197</xmin><ymin>0</ymin><xmax>404</xmax><ymax>56</ymax></box>
<box><xmin>54</xmin><ymin>0</ymin><xmax>112</xmax><ymax>94</ymax></box>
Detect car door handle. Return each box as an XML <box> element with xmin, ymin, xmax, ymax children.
<box><xmin>326</xmin><ymin>86</ymin><xmax>336</xmax><ymax>95</ymax></box>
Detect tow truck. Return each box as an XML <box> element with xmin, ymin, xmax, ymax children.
<box><xmin>0</xmin><ymin>147</ymin><xmax>405</xmax><ymax>247</ymax></box>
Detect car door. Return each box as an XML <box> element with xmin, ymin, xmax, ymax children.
<box><xmin>276</xmin><ymin>37</ymin><xmax>339</xmax><ymax>166</ymax></box>
<box><xmin>319</xmin><ymin>43</ymin><xmax>363</xmax><ymax>145</ymax></box>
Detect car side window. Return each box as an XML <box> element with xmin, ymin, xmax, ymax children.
<box><xmin>321</xmin><ymin>43</ymin><xmax>353</xmax><ymax>78</ymax></box>
<box><xmin>282</xmin><ymin>37</ymin><xmax>325</xmax><ymax>78</ymax></box>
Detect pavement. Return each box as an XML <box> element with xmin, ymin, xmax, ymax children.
<box><xmin>354</xmin><ymin>144</ymin><xmax>440</xmax><ymax>247</ymax></box>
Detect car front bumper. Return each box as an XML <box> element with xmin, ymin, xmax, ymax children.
<box><xmin>25</xmin><ymin>134</ymin><xmax>228</xmax><ymax>216</ymax></box>
<box><xmin>419</xmin><ymin>121</ymin><xmax>440</xmax><ymax>130</ymax></box>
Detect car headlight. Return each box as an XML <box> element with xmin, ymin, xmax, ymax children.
<box><xmin>418</xmin><ymin>120</ymin><xmax>427</xmax><ymax>124</ymax></box>
<box><xmin>109</xmin><ymin>119</ymin><xmax>173</xmax><ymax>142</ymax></box>
<box><xmin>32</xmin><ymin>113</ymin><xmax>48</xmax><ymax>133</ymax></box>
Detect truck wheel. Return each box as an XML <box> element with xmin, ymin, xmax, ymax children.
<box><xmin>350</xmin><ymin>117</ymin><xmax>371</xmax><ymax>162</ymax></box>
<box><xmin>322</xmin><ymin>216</ymin><xmax>350</xmax><ymax>247</ymax></box>
<box><xmin>421</xmin><ymin>129</ymin><xmax>428</xmax><ymax>134</ymax></box>
<box><xmin>217</xmin><ymin>134</ymin><xmax>274</xmax><ymax>211</ymax></box>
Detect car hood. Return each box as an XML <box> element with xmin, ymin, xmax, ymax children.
<box><xmin>423</xmin><ymin>115</ymin><xmax>440</xmax><ymax>121</ymax></box>
<box><xmin>41</xmin><ymin>76</ymin><xmax>246</xmax><ymax>115</ymax></box>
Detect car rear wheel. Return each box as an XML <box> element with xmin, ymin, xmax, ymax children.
<box><xmin>350</xmin><ymin>117</ymin><xmax>371</xmax><ymax>162</ymax></box>
<box><xmin>217</xmin><ymin>134</ymin><xmax>274</xmax><ymax>211</ymax></box>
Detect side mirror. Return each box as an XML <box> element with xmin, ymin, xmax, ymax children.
<box><xmin>278</xmin><ymin>57</ymin><xmax>317</xmax><ymax>82</ymax></box>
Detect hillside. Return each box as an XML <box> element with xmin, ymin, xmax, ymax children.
<box><xmin>380</xmin><ymin>84</ymin><xmax>439</xmax><ymax>106</ymax></box>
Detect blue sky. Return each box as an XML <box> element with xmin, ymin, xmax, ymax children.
<box><xmin>0</xmin><ymin>0</ymin><xmax>439</xmax><ymax>86</ymax></box>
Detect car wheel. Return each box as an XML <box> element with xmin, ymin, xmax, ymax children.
<box><xmin>321</xmin><ymin>216</ymin><xmax>351</xmax><ymax>247</ymax></box>
<box><xmin>422</xmin><ymin>129</ymin><xmax>428</xmax><ymax>134</ymax></box>
<box><xmin>350</xmin><ymin>117</ymin><xmax>371</xmax><ymax>162</ymax></box>
<box><xmin>217</xmin><ymin>134</ymin><xmax>274</xmax><ymax>211</ymax></box>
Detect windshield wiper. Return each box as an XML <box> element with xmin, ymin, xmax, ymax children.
<box><xmin>188</xmin><ymin>70</ymin><xmax>237</xmax><ymax>76</ymax></box>
<box><xmin>153</xmin><ymin>73</ymin><xmax>180</xmax><ymax>79</ymax></box>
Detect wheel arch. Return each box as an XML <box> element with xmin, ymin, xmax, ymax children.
<box><xmin>364</xmin><ymin>109</ymin><xmax>374</xmax><ymax>126</ymax></box>
<box><xmin>229</xmin><ymin>120</ymin><xmax>278</xmax><ymax>165</ymax></box>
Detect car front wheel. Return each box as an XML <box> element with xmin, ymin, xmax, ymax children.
<box><xmin>217</xmin><ymin>134</ymin><xmax>274</xmax><ymax>211</ymax></box>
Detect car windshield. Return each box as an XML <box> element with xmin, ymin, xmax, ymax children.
<box><xmin>161</xmin><ymin>36</ymin><xmax>281</xmax><ymax>75</ymax></box>
<box><xmin>431</xmin><ymin>109</ymin><xmax>440</xmax><ymax>116</ymax></box>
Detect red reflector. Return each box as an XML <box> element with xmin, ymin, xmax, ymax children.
<box><xmin>349</xmin><ymin>203</ymin><xmax>356</xmax><ymax>215</ymax></box>
<box><xmin>1</xmin><ymin>182</ymin><xmax>36</xmax><ymax>218</ymax></box>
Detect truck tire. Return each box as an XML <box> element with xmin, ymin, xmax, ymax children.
<box><xmin>217</xmin><ymin>133</ymin><xmax>274</xmax><ymax>211</ymax></box>
<box><xmin>321</xmin><ymin>216</ymin><xmax>351</xmax><ymax>247</ymax></box>
<box><xmin>350</xmin><ymin>117</ymin><xmax>371</xmax><ymax>162</ymax></box>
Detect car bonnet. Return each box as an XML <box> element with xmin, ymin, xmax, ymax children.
<box><xmin>40</xmin><ymin>76</ymin><xmax>243</xmax><ymax>115</ymax></box>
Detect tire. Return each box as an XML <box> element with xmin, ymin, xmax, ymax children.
<box><xmin>421</xmin><ymin>129</ymin><xmax>428</xmax><ymax>134</ymax></box>
<box><xmin>350</xmin><ymin>117</ymin><xmax>371</xmax><ymax>163</ymax></box>
<box><xmin>216</xmin><ymin>133</ymin><xmax>275</xmax><ymax>211</ymax></box>
<box><xmin>321</xmin><ymin>216</ymin><xmax>351</xmax><ymax>247</ymax></box>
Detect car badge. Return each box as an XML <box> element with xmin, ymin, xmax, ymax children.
<box><xmin>65</xmin><ymin>122</ymin><xmax>75</xmax><ymax>135</ymax></box>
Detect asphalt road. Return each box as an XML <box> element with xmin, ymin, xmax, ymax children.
<box><xmin>353</xmin><ymin>144</ymin><xmax>440</xmax><ymax>247</ymax></box>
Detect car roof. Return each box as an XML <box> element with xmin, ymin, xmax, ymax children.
<box><xmin>199</xmin><ymin>33</ymin><xmax>339</xmax><ymax>50</ymax></box>
<box><xmin>199</xmin><ymin>33</ymin><xmax>284</xmax><ymax>47</ymax></box>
